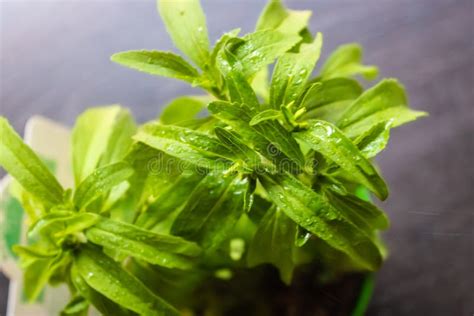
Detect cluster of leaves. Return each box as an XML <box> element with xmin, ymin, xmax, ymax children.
<box><xmin>0</xmin><ymin>0</ymin><xmax>426</xmax><ymax>314</ymax></box>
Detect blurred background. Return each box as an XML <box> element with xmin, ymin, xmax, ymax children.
<box><xmin>0</xmin><ymin>0</ymin><xmax>472</xmax><ymax>314</ymax></box>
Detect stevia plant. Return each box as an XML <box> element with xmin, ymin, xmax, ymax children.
<box><xmin>0</xmin><ymin>0</ymin><xmax>426</xmax><ymax>314</ymax></box>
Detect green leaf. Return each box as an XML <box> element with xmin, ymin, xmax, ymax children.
<box><xmin>260</xmin><ymin>172</ymin><xmax>382</xmax><ymax>270</ymax></box>
<box><xmin>251</xmin><ymin>67</ymin><xmax>270</xmax><ymax>102</ymax></box>
<box><xmin>294</xmin><ymin>120</ymin><xmax>388</xmax><ymax>200</ymax></box>
<box><xmin>22</xmin><ymin>256</ymin><xmax>56</xmax><ymax>301</ymax></box>
<box><xmin>135</xmin><ymin>170</ymin><xmax>205</xmax><ymax>230</ymax></box>
<box><xmin>75</xmin><ymin>246</ymin><xmax>179</xmax><ymax>315</ymax></box>
<box><xmin>171</xmin><ymin>171</ymin><xmax>249</xmax><ymax>249</ymax></box>
<box><xmin>60</xmin><ymin>295</ymin><xmax>89</xmax><ymax>316</ymax></box>
<box><xmin>72</xmin><ymin>106</ymin><xmax>135</xmax><ymax>185</ymax></box>
<box><xmin>214</xmin><ymin>127</ymin><xmax>261</xmax><ymax>169</ymax></box>
<box><xmin>338</xmin><ymin>79</ymin><xmax>427</xmax><ymax>138</ymax></box>
<box><xmin>0</xmin><ymin>117</ymin><xmax>64</xmax><ymax>206</ymax></box>
<box><xmin>249</xmin><ymin>109</ymin><xmax>283</xmax><ymax>126</ymax></box>
<box><xmin>73</xmin><ymin>162</ymin><xmax>134</xmax><ymax>210</ymax></box>
<box><xmin>354</xmin><ymin>120</ymin><xmax>392</xmax><ymax>158</ymax></box>
<box><xmin>216</xmin><ymin>43</ymin><xmax>260</xmax><ymax>109</ymax></box>
<box><xmin>247</xmin><ymin>206</ymin><xmax>296</xmax><ymax>284</ymax></box>
<box><xmin>256</xmin><ymin>0</ymin><xmax>311</xmax><ymax>36</ymax></box>
<box><xmin>70</xmin><ymin>266</ymin><xmax>133</xmax><ymax>316</ymax></box>
<box><xmin>298</xmin><ymin>77</ymin><xmax>363</xmax><ymax>112</ymax></box>
<box><xmin>160</xmin><ymin>95</ymin><xmax>210</xmax><ymax>125</ymax></box>
<box><xmin>157</xmin><ymin>0</ymin><xmax>210</xmax><ymax>69</ymax></box>
<box><xmin>320</xmin><ymin>43</ymin><xmax>379</xmax><ymax>80</ymax></box>
<box><xmin>229</xmin><ymin>30</ymin><xmax>301</xmax><ymax>78</ymax></box>
<box><xmin>85</xmin><ymin>218</ymin><xmax>202</xmax><ymax>269</ymax></box>
<box><xmin>134</xmin><ymin>123</ymin><xmax>234</xmax><ymax>170</ymax></box>
<box><xmin>111</xmin><ymin>50</ymin><xmax>200</xmax><ymax>83</ymax></box>
<box><xmin>270</xmin><ymin>33</ymin><xmax>323</xmax><ymax>107</ymax></box>
<box><xmin>209</xmin><ymin>101</ymin><xmax>305</xmax><ymax>171</ymax></box>
<box><xmin>324</xmin><ymin>187</ymin><xmax>389</xmax><ymax>231</ymax></box>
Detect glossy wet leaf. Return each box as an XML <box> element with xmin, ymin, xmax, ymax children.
<box><xmin>270</xmin><ymin>33</ymin><xmax>323</xmax><ymax>107</ymax></box>
<box><xmin>85</xmin><ymin>218</ymin><xmax>201</xmax><ymax>269</ymax></box>
<box><xmin>111</xmin><ymin>50</ymin><xmax>200</xmax><ymax>83</ymax></box>
<box><xmin>249</xmin><ymin>109</ymin><xmax>283</xmax><ymax>126</ymax></box>
<box><xmin>215</xmin><ymin>127</ymin><xmax>261</xmax><ymax>168</ymax></box>
<box><xmin>134</xmin><ymin>122</ymin><xmax>235</xmax><ymax>170</ymax></box>
<box><xmin>171</xmin><ymin>171</ymin><xmax>249</xmax><ymax>249</ymax></box>
<box><xmin>295</xmin><ymin>120</ymin><xmax>388</xmax><ymax>200</ymax></box>
<box><xmin>75</xmin><ymin>246</ymin><xmax>179</xmax><ymax>315</ymax></box>
<box><xmin>338</xmin><ymin>79</ymin><xmax>428</xmax><ymax>138</ymax></box>
<box><xmin>260</xmin><ymin>172</ymin><xmax>382</xmax><ymax>270</ymax></box>
<box><xmin>229</xmin><ymin>30</ymin><xmax>301</xmax><ymax>78</ymax></box>
<box><xmin>354</xmin><ymin>120</ymin><xmax>392</xmax><ymax>158</ymax></box>
<box><xmin>320</xmin><ymin>43</ymin><xmax>378</xmax><ymax>80</ymax></box>
<box><xmin>158</xmin><ymin>0</ymin><xmax>210</xmax><ymax>69</ymax></box>
<box><xmin>73</xmin><ymin>162</ymin><xmax>134</xmax><ymax>210</ymax></box>
<box><xmin>0</xmin><ymin>117</ymin><xmax>64</xmax><ymax>206</ymax></box>
<box><xmin>247</xmin><ymin>206</ymin><xmax>296</xmax><ymax>284</ymax></box>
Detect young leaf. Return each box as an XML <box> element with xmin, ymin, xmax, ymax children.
<box><xmin>210</xmin><ymin>28</ymin><xmax>241</xmax><ymax>67</ymax></box>
<box><xmin>72</xmin><ymin>106</ymin><xmax>134</xmax><ymax>185</ymax></box>
<box><xmin>337</xmin><ymin>79</ymin><xmax>428</xmax><ymax>138</ymax></box>
<box><xmin>256</xmin><ymin>0</ymin><xmax>311</xmax><ymax>36</ymax></box>
<box><xmin>209</xmin><ymin>101</ymin><xmax>305</xmax><ymax>170</ymax></box>
<box><xmin>247</xmin><ymin>206</ymin><xmax>296</xmax><ymax>284</ymax></box>
<box><xmin>171</xmin><ymin>171</ymin><xmax>249</xmax><ymax>249</ymax></box>
<box><xmin>157</xmin><ymin>0</ymin><xmax>210</xmax><ymax>69</ymax></box>
<box><xmin>160</xmin><ymin>95</ymin><xmax>210</xmax><ymax>125</ymax></box>
<box><xmin>270</xmin><ymin>33</ymin><xmax>323</xmax><ymax>107</ymax></box>
<box><xmin>60</xmin><ymin>295</ymin><xmax>90</xmax><ymax>316</ymax></box>
<box><xmin>217</xmin><ymin>42</ymin><xmax>260</xmax><ymax>109</ymax></box>
<box><xmin>134</xmin><ymin>123</ymin><xmax>234</xmax><ymax>170</ymax></box>
<box><xmin>260</xmin><ymin>172</ymin><xmax>382</xmax><ymax>270</ymax></box>
<box><xmin>251</xmin><ymin>67</ymin><xmax>270</xmax><ymax>102</ymax></box>
<box><xmin>73</xmin><ymin>162</ymin><xmax>134</xmax><ymax>210</ymax></box>
<box><xmin>320</xmin><ymin>43</ymin><xmax>379</xmax><ymax>80</ymax></box>
<box><xmin>74</xmin><ymin>246</ymin><xmax>178</xmax><ymax>315</ymax></box>
<box><xmin>111</xmin><ymin>50</ymin><xmax>200</xmax><ymax>83</ymax></box>
<box><xmin>354</xmin><ymin>120</ymin><xmax>392</xmax><ymax>158</ymax></box>
<box><xmin>22</xmin><ymin>256</ymin><xmax>57</xmax><ymax>301</ymax></box>
<box><xmin>0</xmin><ymin>117</ymin><xmax>64</xmax><ymax>206</ymax></box>
<box><xmin>85</xmin><ymin>219</ymin><xmax>202</xmax><ymax>269</ymax></box>
<box><xmin>249</xmin><ymin>109</ymin><xmax>283</xmax><ymax>126</ymax></box>
<box><xmin>229</xmin><ymin>30</ymin><xmax>301</xmax><ymax>77</ymax></box>
<box><xmin>294</xmin><ymin>120</ymin><xmax>388</xmax><ymax>200</ymax></box>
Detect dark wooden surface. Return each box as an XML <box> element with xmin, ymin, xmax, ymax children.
<box><xmin>1</xmin><ymin>0</ymin><xmax>473</xmax><ymax>315</ymax></box>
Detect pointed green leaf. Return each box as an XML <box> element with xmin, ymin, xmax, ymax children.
<box><xmin>295</xmin><ymin>120</ymin><xmax>388</xmax><ymax>200</ymax></box>
<box><xmin>158</xmin><ymin>0</ymin><xmax>210</xmax><ymax>69</ymax></box>
<box><xmin>270</xmin><ymin>33</ymin><xmax>323</xmax><ymax>107</ymax></box>
<box><xmin>74</xmin><ymin>246</ymin><xmax>178</xmax><ymax>315</ymax></box>
<box><xmin>160</xmin><ymin>95</ymin><xmax>210</xmax><ymax>125</ymax></box>
<box><xmin>320</xmin><ymin>43</ymin><xmax>378</xmax><ymax>80</ymax></box>
<box><xmin>247</xmin><ymin>206</ymin><xmax>296</xmax><ymax>284</ymax></box>
<box><xmin>0</xmin><ymin>117</ymin><xmax>64</xmax><ymax>206</ymax></box>
<box><xmin>134</xmin><ymin>123</ymin><xmax>234</xmax><ymax>170</ymax></box>
<box><xmin>251</xmin><ymin>67</ymin><xmax>270</xmax><ymax>102</ymax></box>
<box><xmin>171</xmin><ymin>171</ymin><xmax>249</xmax><ymax>249</ymax></box>
<box><xmin>214</xmin><ymin>127</ymin><xmax>261</xmax><ymax>168</ymax></box>
<box><xmin>249</xmin><ymin>109</ymin><xmax>283</xmax><ymax>126</ymax></box>
<box><xmin>73</xmin><ymin>162</ymin><xmax>134</xmax><ymax>210</ymax></box>
<box><xmin>229</xmin><ymin>30</ymin><xmax>301</xmax><ymax>77</ymax></box>
<box><xmin>111</xmin><ymin>50</ymin><xmax>200</xmax><ymax>83</ymax></box>
<box><xmin>338</xmin><ymin>79</ymin><xmax>427</xmax><ymax>138</ymax></box>
<box><xmin>354</xmin><ymin>120</ymin><xmax>392</xmax><ymax>158</ymax></box>
<box><xmin>85</xmin><ymin>219</ymin><xmax>202</xmax><ymax>269</ymax></box>
<box><xmin>260</xmin><ymin>172</ymin><xmax>382</xmax><ymax>270</ymax></box>
<box><xmin>256</xmin><ymin>0</ymin><xmax>311</xmax><ymax>36</ymax></box>
<box><xmin>72</xmin><ymin>106</ymin><xmax>135</xmax><ymax>185</ymax></box>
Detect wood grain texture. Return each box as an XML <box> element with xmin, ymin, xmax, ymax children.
<box><xmin>1</xmin><ymin>0</ymin><xmax>473</xmax><ymax>314</ymax></box>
